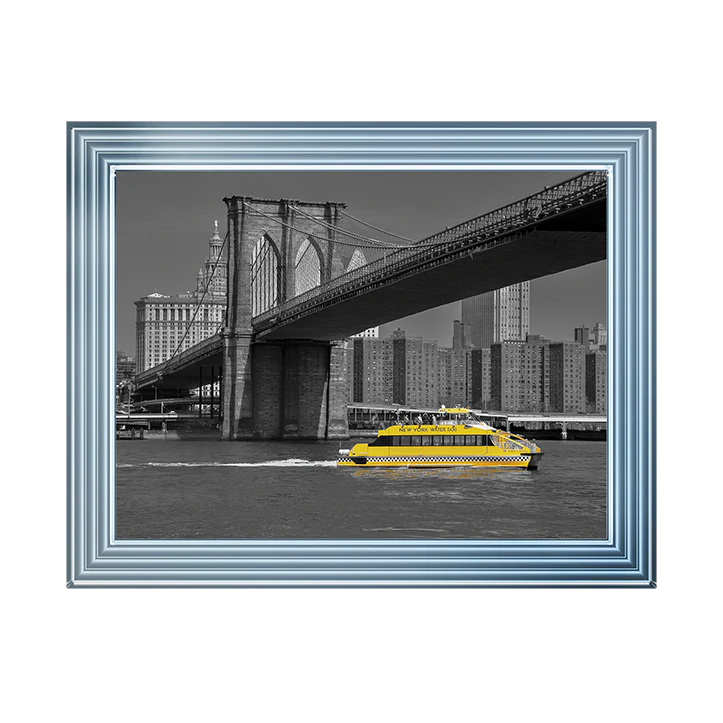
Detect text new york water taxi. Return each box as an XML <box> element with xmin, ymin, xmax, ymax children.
<box><xmin>337</xmin><ymin>408</ymin><xmax>543</xmax><ymax>469</ymax></box>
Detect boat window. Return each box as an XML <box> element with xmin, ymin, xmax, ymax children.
<box><xmin>454</xmin><ymin>435</ymin><xmax>466</xmax><ymax>446</ymax></box>
<box><xmin>432</xmin><ymin>435</ymin><xmax>443</xmax><ymax>446</ymax></box>
<box><xmin>391</xmin><ymin>436</ymin><xmax>402</xmax><ymax>446</ymax></box>
<box><xmin>410</xmin><ymin>436</ymin><xmax>422</xmax><ymax>446</ymax></box>
<box><xmin>421</xmin><ymin>436</ymin><xmax>433</xmax><ymax>445</ymax></box>
<box><xmin>369</xmin><ymin>436</ymin><xmax>388</xmax><ymax>447</ymax></box>
<box><xmin>444</xmin><ymin>435</ymin><xmax>455</xmax><ymax>445</ymax></box>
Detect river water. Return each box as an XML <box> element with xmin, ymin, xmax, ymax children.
<box><xmin>115</xmin><ymin>439</ymin><xmax>606</xmax><ymax>540</ymax></box>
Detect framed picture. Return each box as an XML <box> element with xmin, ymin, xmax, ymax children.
<box><xmin>67</xmin><ymin>122</ymin><xmax>655</xmax><ymax>587</ymax></box>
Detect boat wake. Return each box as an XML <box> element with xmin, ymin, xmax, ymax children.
<box><xmin>117</xmin><ymin>459</ymin><xmax>337</xmax><ymax>468</ymax></box>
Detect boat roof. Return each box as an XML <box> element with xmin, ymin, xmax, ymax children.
<box><xmin>378</xmin><ymin>422</ymin><xmax>495</xmax><ymax>434</ymax></box>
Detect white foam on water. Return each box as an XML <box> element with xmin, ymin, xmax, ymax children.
<box><xmin>137</xmin><ymin>459</ymin><xmax>338</xmax><ymax>468</ymax></box>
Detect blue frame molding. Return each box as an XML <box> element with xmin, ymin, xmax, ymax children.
<box><xmin>67</xmin><ymin>122</ymin><xmax>655</xmax><ymax>587</ymax></box>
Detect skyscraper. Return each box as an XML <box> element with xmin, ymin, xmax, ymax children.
<box><xmin>574</xmin><ymin>326</ymin><xmax>591</xmax><ymax>351</ymax></box>
<box><xmin>135</xmin><ymin>222</ymin><xmax>227</xmax><ymax>372</ymax></box>
<box><xmin>461</xmin><ymin>283</ymin><xmax>530</xmax><ymax>349</ymax></box>
<box><xmin>452</xmin><ymin>320</ymin><xmax>472</xmax><ymax>350</ymax></box>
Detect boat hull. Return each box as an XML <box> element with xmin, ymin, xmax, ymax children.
<box><xmin>337</xmin><ymin>453</ymin><xmax>542</xmax><ymax>469</ymax></box>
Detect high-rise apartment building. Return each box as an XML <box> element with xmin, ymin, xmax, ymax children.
<box><xmin>491</xmin><ymin>340</ymin><xmax>549</xmax><ymax>412</ymax></box>
<box><xmin>470</xmin><ymin>348</ymin><xmax>492</xmax><ymax>409</ymax></box>
<box><xmin>438</xmin><ymin>348</ymin><xmax>471</xmax><ymax>407</ymax></box>
<box><xmin>135</xmin><ymin>222</ymin><xmax>227</xmax><ymax>372</ymax></box>
<box><xmin>461</xmin><ymin>283</ymin><xmax>530</xmax><ymax>349</ymax></box>
<box><xmin>391</xmin><ymin>329</ymin><xmax>438</xmax><ymax>408</ymax></box>
<box><xmin>549</xmin><ymin>342</ymin><xmax>586</xmax><ymax>413</ymax></box>
<box><xmin>586</xmin><ymin>350</ymin><xmax>607</xmax><ymax>414</ymax></box>
<box><xmin>352</xmin><ymin>337</ymin><xmax>393</xmax><ymax>404</ymax></box>
<box><xmin>352</xmin><ymin>327</ymin><xmax>380</xmax><ymax>338</ymax></box>
<box><xmin>591</xmin><ymin>322</ymin><xmax>607</xmax><ymax>350</ymax></box>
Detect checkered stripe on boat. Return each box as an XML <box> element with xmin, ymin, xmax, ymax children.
<box><xmin>362</xmin><ymin>456</ymin><xmax>529</xmax><ymax>463</ymax></box>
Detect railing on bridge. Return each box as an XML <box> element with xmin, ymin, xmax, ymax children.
<box><xmin>253</xmin><ymin>170</ymin><xmax>607</xmax><ymax>328</ymax></box>
<box><xmin>135</xmin><ymin>333</ymin><xmax>223</xmax><ymax>386</ymax></box>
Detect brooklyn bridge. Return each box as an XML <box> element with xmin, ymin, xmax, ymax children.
<box><xmin>133</xmin><ymin>171</ymin><xmax>607</xmax><ymax>440</ymax></box>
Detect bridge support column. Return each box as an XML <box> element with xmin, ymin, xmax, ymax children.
<box><xmin>561</xmin><ymin>421</ymin><xmax>568</xmax><ymax>440</ymax></box>
<box><xmin>282</xmin><ymin>344</ymin><xmax>300</xmax><ymax>439</ymax></box>
<box><xmin>253</xmin><ymin>344</ymin><xmax>284</xmax><ymax>438</ymax></box>
<box><xmin>221</xmin><ymin>331</ymin><xmax>254</xmax><ymax>440</ymax></box>
<box><xmin>283</xmin><ymin>342</ymin><xmax>337</xmax><ymax>439</ymax></box>
<box><xmin>221</xmin><ymin>338</ymin><xmax>349</xmax><ymax>440</ymax></box>
<box><xmin>326</xmin><ymin>341</ymin><xmax>350</xmax><ymax>440</ymax></box>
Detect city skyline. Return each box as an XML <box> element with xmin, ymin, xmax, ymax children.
<box><xmin>116</xmin><ymin>171</ymin><xmax>606</xmax><ymax>354</ymax></box>
<box><xmin>350</xmin><ymin>320</ymin><xmax>607</xmax><ymax>414</ymax></box>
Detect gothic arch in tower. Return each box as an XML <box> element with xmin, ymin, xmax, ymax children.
<box><xmin>294</xmin><ymin>236</ymin><xmax>324</xmax><ymax>296</ymax></box>
<box><xmin>250</xmin><ymin>233</ymin><xmax>282</xmax><ymax>316</ymax></box>
<box><xmin>346</xmin><ymin>248</ymin><xmax>367</xmax><ymax>272</ymax></box>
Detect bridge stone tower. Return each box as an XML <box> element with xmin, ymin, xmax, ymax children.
<box><xmin>221</xmin><ymin>196</ymin><xmax>350</xmax><ymax>440</ymax></box>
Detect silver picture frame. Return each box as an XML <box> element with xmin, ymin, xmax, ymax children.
<box><xmin>67</xmin><ymin>122</ymin><xmax>655</xmax><ymax>587</ymax></box>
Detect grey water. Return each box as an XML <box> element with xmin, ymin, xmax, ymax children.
<box><xmin>116</xmin><ymin>439</ymin><xmax>606</xmax><ymax>540</ymax></box>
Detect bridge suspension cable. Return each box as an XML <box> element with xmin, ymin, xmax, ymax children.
<box><xmin>288</xmin><ymin>204</ymin><xmax>409</xmax><ymax>249</ymax></box>
<box><xmin>158</xmin><ymin>228</ymin><xmax>229</xmax><ymax>376</ymax></box>
<box><xmin>243</xmin><ymin>201</ymin><xmax>405</xmax><ymax>250</ymax></box>
<box><xmin>337</xmin><ymin>208</ymin><xmax>416</xmax><ymax>244</ymax></box>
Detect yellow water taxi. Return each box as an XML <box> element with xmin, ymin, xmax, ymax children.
<box><xmin>337</xmin><ymin>408</ymin><xmax>543</xmax><ymax>469</ymax></box>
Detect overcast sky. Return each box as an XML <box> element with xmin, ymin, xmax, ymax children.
<box><xmin>116</xmin><ymin>171</ymin><xmax>606</xmax><ymax>353</ymax></box>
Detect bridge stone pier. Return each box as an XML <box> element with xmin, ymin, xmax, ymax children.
<box><xmin>220</xmin><ymin>196</ymin><xmax>350</xmax><ymax>440</ymax></box>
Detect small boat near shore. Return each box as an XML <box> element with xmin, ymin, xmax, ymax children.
<box><xmin>337</xmin><ymin>408</ymin><xmax>543</xmax><ymax>469</ymax></box>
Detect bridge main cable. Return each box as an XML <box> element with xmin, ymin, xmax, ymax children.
<box><xmin>243</xmin><ymin>201</ymin><xmax>408</xmax><ymax>251</ymax></box>
<box><xmin>337</xmin><ymin>208</ymin><xmax>416</xmax><ymax>244</ymax></box>
<box><xmin>289</xmin><ymin>204</ymin><xmax>412</xmax><ymax>248</ymax></box>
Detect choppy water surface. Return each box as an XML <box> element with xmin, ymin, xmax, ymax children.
<box><xmin>115</xmin><ymin>439</ymin><xmax>606</xmax><ymax>539</ymax></box>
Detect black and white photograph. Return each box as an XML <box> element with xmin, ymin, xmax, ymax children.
<box><xmin>115</xmin><ymin>170</ymin><xmax>607</xmax><ymax>540</ymax></box>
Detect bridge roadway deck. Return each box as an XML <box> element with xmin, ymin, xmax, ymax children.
<box><xmin>256</xmin><ymin>198</ymin><xmax>605</xmax><ymax>340</ymax></box>
<box><xmin>135</xmin><ymin>334</ymin><xmax>223</xmax><ymax>396</ymax></box>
